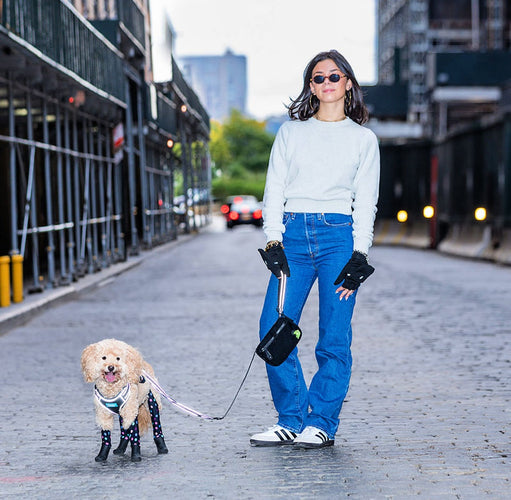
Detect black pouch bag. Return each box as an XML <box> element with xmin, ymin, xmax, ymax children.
<box><xmin>256</xmin><ymin>273</ymin><xmax>302</xmax><ymax>366</ymax></box>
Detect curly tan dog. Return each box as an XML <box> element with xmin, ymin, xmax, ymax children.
<box><xmin>81</xmin><ymin>338</ymin><xmax>168</xmax><ymax>462</ymax></box>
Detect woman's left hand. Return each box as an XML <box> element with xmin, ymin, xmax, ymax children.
<box><xmin>336</xmin><ymin>286</ymin><xmax>355</xmax><ymax>301</ymax></box>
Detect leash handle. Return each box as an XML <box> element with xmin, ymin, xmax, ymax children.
<box><xmin>277</xmin><ymin>271</ymin><xmax>286</xmax><ymax>316</ymax></box>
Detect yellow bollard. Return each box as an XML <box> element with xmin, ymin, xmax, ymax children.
<box><xmin>11</xmin><ymin>254</ymin><xmax>23</xmax><ymax>303</ymax></box>
<box><xmin>0</xmin><ymin>256</ymin><xmax>10</xmax><ymax>307</ymax></box>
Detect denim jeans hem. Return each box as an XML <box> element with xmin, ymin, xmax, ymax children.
<box><xmin>305</xmin><ymin>418</ymin><xmax>337</xmax><ymax>440</ymax></box>
<box><xmin>276</xmin><ymin>420</ymin><xmax>303</xmax><ymax>435</ymax></box>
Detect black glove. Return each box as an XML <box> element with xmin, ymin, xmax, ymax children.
<box><xmin>334</xmin><ymin>251</ymin><xmax>374</xmax><ymax>290</ymax></box>
<box><xmin>258</xmin><ymin>245</ymin><xmax>290</xmax><ymax>277</ymax></box>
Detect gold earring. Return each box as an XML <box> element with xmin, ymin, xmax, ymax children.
<box><xmin>345</xmin><ymin>89</ymin><xmax>352</xmax><ymax>107</ymax></box>
<box><xmin>309</xmin><ymin>93</ymin><xmax>316</xmax><ymax>108</ymax></box>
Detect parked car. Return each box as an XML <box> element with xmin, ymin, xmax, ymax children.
<box><xmin>220</xmin><ymin>195</ymin><xmax>263</xmax><ymax>229</ymax></box>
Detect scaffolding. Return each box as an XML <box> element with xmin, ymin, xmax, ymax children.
<box><xmin>0</xmin><ymin>0</ymin><xmax>210</xmax><ymax>297</ymax></box>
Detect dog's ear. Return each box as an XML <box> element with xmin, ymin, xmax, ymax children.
<box><xmin>124</xmin><ymin>345</ymin><xmax>144</xmax><ymax>383</ymax></box>
<box><xmin>81</xmin><ymin>343</ymin><xmax>98</xmax><ymax>383</ymax></box>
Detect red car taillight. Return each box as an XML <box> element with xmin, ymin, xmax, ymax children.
<box><xmin>229</xmin><ymin>211</ymin><xmax>239</xmax><ymax>221</ymax></box>
<box><xmin>253</xmin><ymin>209</ymin><xmax>262</xmax><ymax>219</ymax></box>
<box><xmin>220</xmin><ymin>204</ymin><xmax>229</xmax><ymax>214</ymax></box>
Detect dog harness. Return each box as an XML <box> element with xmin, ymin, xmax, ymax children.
<box><xmin>94</xmin><ymin>383</ymin><xmax>131</xmax><ymax>415</ymax></box>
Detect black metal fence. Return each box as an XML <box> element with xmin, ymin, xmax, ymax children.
<box><xmin>1</xmin><ymin>0</ymin><xmax>125</xmax><ymax>102</ymax></box>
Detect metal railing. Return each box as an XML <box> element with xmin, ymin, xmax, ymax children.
<box><xmin>156</xmin><ymin>90</ymin><xmax>178</xmax><ymax>137</ymax></box>
<box><xmin>171</xmin><ymin>59</ymin><xmax>210</xmax><ymax>135</ymax></box>
<box><xmin>144</xmin><ymin>83</ymin><xmax>178</xmax><ymax>137</ymax></box>
<box><xmin>1</xmin><ymin>0</ymin><xmax>125</xmax><ymax>102</ymax></box>
<box><xmin>116</xmin><ymin>0</ymin><xmax>145</xmax><ymax>51</ymax></box>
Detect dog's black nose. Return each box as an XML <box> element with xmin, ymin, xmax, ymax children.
<box><xmin>108</xmin><ymin>365</ymin><xmax>115</xmax><ymax>372</ymax></box>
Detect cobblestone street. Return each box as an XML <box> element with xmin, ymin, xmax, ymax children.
<box><xmin>0</xmin><ymin>217</ymin><xmax>510</xmax><ymax>499</ymax></box>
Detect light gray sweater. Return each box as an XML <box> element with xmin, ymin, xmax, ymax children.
<box><xmin>262</xmin><ymin>117</ymin><xmax>380</xmax><ymax>254</ymax></box>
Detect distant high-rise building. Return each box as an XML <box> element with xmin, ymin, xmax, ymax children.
<box><xmin>180</xmin><ymin>49</ymin><xmax>247</xmax><ymax>121</ymax></box>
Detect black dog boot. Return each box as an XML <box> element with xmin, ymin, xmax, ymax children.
<box><xmin>113</xmin><ymin>438</ymin><xmax>129</xmax><ymax>455</ymax></box>
<box><xmin>154</xmin><ymin>436</ymin><xmax>169</xmax><ymax>454</ymax></box>
<box><xmin>95</xmin><ymin>443</ymin><xmax>111</xmax><ymax>462</ymax></box>
<box><xmin>130</xmin><ymin>442</ymin><xmax>141</xmax><ymax>462</ymax></box>
<box><xmin>95</xmin><ymin>430</ymin><xmax>111</xmax><ymax>462</ymax></box>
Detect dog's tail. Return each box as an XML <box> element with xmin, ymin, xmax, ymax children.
<box><xmin>138</xmin><ymin>402</ymin><xmax>152</xmax><ymax>435</ymax></box>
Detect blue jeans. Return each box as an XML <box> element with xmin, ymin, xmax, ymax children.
<box><xmin>259</xmin><ymin>213</ymin><xmax>356</xmax><ymax>439</ymax></box>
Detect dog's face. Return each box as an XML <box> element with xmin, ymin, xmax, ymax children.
<box><xmin>81</xmin><ymin>339</ymin><xmax>143</xmax><ymax>385</ymax></box>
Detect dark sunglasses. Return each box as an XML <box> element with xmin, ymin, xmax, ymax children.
<box><xmin>311</xmin><ymin>73</ymin><xmax>347</xmax><ymax>84</ymax></box>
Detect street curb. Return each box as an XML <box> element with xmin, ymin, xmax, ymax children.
<box><xmin>0</xmin><ymin>232</ymin><xmax>197</xmax><ymax>336</ymax></box>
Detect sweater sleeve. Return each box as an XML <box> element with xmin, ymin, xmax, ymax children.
<box><xmin>352</xmin><ymin>129</ymin><xmax>380</xmax><ymax>254</ymax></box>
<box><xmin>262</xmin><ymin>124</ymin><xmax>289</xmax><ymax>242</ymax></box>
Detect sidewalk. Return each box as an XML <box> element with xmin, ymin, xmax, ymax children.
<box><xmin>0</xmin><ymin>233</ymin><xmax>195</xmax><ymax>335</ymax></box>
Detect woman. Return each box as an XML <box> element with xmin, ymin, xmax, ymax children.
<box><xmin>251</xmin><ymin>50</ymin><xmax>380</xmax><ymax>448</ymax></box>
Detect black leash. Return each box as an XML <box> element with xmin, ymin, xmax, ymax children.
<box><xmin>210</xmin><ymin>351</ymin><xmax>257</xmax><ymax>420</ymax></box>
<box><xmin>142</xmin><ymin>351</ymin><xmax>257</xmax><ymax>421</ymax></box>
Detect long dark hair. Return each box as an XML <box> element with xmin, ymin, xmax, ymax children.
<box><xmin>287</xmin><ymin>50</ymin><xmax>369</xmax><ymax>125</ymax></box>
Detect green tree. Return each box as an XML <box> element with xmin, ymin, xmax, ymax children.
<box><xmin>209</xmin><ymin>121</ymin><xmax>232</xmax><ymax>172</ymax></box>
<box><xmin>211</xmin><ymin>110</ymin><xmax>275</xmax><ymax>176</ymax></box>
<box><xmin>210</xmin><ymin>110</ymin><xmax>275</xmax><ymax>200</ymax></box>
<box><xmin>222</xmin><ymin>110</ymin><xmax>275</xmax><ymax>173</ymax></box>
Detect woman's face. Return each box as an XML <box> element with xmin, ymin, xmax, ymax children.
<box><xmin>309</xmin><ymin>58</ymin><xmax>351</xmax><ymax>105</ymax></box>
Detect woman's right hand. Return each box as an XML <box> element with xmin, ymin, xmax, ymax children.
<box><xmin>258</xmin><ymin>244</ymin><xmax>290</xmax><ymax>277</ymax></box>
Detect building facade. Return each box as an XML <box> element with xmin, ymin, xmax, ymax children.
<box><xmin>180</xmin><ymin>49</ymin><xmax>247</xmax><ymax>121</ymax></box>
<box><xmin>378</xmin><ymin>0</ymin><xmax>511</xmax><ymax>127</ymax></box>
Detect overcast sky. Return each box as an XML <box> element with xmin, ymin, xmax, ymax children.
<box><xmin>156</xmin><ymin>0</ymin><xmax>377</xmax><ymax>119</ymax></box>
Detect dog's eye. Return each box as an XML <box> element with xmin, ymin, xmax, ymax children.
<box><xmin>116</xmin><ymin>357</ymin><xmax>120</xmax><ymax>361</ymax></box>
<box><xmin>102</xmin><ymin>356</ymin><xmax>106</xmax><ymax>360</ymax></box>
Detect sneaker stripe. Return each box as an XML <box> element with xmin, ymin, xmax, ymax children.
<box><xmin>280</xmin><ymin>429</ymin><xmax>296</xmax><ymax>441</ymax></box>
<box><xmin>275</xmin><ymin>430</ymin><xmax>287</xmax><ymax>441</ymax></box>
<box><xmin>316</xmin><ymin>431</ymin><xmax>328</xmax><ymax>442</ymax></box>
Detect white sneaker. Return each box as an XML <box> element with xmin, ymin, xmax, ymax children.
<box><xmin>293</xmin><ymin>426</ymin><xmax>334</xmax><ymax>448</ymax></box>
<box><xmin>250</xmin><ymin>425</ymin><xmax>297</xmax><ymax>447</ymax></box>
